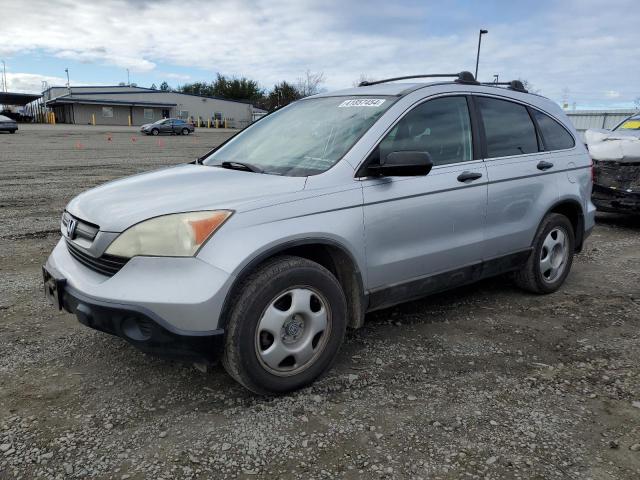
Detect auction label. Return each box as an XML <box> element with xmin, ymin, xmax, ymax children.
<box><xmin>338</xmin><ymin>98</ymin><xmax>386</xmax><ymax>108</ymax></box>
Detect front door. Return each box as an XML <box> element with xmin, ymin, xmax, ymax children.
<box><xmin>361</xmin><ymin>96</ymin><xmax>487</xmax><ymax>308</ymax></box>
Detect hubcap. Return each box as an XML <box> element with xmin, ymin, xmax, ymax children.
<box><xmin>255</xmin><ymin>287</ymin><xmax>330</xmax><ymax>376</ymax></box>
<box><xmin>540</xmin><ymin>227</ymin><xmax>568</xmax><ymax>283</ymax></box>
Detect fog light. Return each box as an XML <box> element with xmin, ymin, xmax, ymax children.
<box><xmin>121</xmin><ymin>317</ymin><xmax>153</xmax><ymax>341</ymax></box>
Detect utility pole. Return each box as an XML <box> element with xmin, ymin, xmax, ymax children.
<box><xmin>127</xmin><ymin>69</ymin><xmax>130</xmax><ymax>86</ymax></box>
<box><xmin>65</xmin><ymin>68</ymin><xmax>71</xmax><ymax>94</ymax></box>
<box><xmin>493</xmin><ymin>74</ymin><xmax>499</xmax><ymax>84</ymax></box>
<box><xmin>474</xmin><ymin>29</ymin><xmax>488</xmax><ymax>80</ymax></box>
<box><xmin>2</xmin><ymin>60</ymin><xmax>7</xmax><ymax>92</ymax></box>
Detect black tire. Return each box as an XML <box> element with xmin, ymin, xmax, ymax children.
<box><xmin>514</xmin><ymin>213</ymin><xmax>575</xmax><ymax>294</ymax></box>
<box><xmin>222</xmin><ymin>255</ymin><xmax>348</xmax><ymax>395</ymax></box>
<box><xmin>151</xmin><ymin>128</ymin><xmax>159</xmax><ymax>136</ymax></box>
<box><xmin>182</xmin><ymin>128</ymin><xmax>190</xmax><ymax>135</ymax></box>
<box><xmin>9</xmin><ymin>130</ymin><xmax>16</xmax><ymax>134</ymax></box>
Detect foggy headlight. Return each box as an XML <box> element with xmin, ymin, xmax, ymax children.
<box><xmin>105</xmin><ymin>211</ymin><xmax>232</xmax><ymax>258</ymax></box>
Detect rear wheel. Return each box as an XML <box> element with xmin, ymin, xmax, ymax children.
<box><xmin>223</xmin><ymin>256</ymin><xmax>347</xmax><ymax>395</ymax></box>
<box><xmin>514</xmin><ymin>213</ymin><xmax>575</xmax><ymax>294</ymax></box>
<box><xmin>10</xmin><ymin>130</ymin><xmax>16</xmax><ymax>134</ymax></box>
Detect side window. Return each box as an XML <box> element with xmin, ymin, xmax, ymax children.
<box><xmin>532</xmin><ymin>110</ymin><xmax>575</xmax><ymax>151</ymax></box>
<box><xmin>378</xmin><ymin>96</ymin><xmax>473</xmax><ymax>166</ymax></box>
<box><xmin>477</xmin><ymin>97</ymin><xmax>539</xmax><ymax>158</ymax></box>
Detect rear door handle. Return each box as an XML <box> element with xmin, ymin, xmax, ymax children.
<box><xmin>457</xmin><ymin>171</ymin><xmax>483</xmax><ymax>182</ymax></box>
<box><xmin>537</xmin><ymin>161</ymin><xmax>554</xmax><ymax>171</ymax></box>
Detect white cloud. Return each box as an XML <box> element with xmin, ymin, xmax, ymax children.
<box><xmin>0</xmin><ymin>0</ymin><xmax>638</xmax><ymax>107</ymax></box>
<box><xmin>605</xmin><ymin>90</ymin><xmax>621</xmax><ymax>98</ymax></box>
<box><xmin>4</xmin><ymin>72</ymin><xmax>68</xmax><ymax>93</ymax></box>
<box><xmin>163</xmin><ymin>72</ymin><xmax>192</xmax><ymax>81</ymax></box>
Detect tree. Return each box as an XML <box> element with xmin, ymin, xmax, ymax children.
<box><xmin>180</xmin><ymin>81</ymin><xmax>213</xmax><ymax>97</ymax></box>
<box><xmin>150</xmin><ymin>83</ymin><xmax>157</xmax><ymax>90</ymax></box>
<box><xmin>266</xmin><ymin>81</ymin><xmax>301</xmax><ymax>110</ymax></box>
<box><xmin>296</xmin><ymin>70</ymin><xmax>325</xmax><ymax>97</ymax></box>
<box><xmin>159</xmin><ymin>81</ymin><xmax>170</xmax><ymax>91</ymax></box>
<box><xmin>634</xmin><ymin>97</ymin><xmax>640</xmax><ymax>109</ymax></box>
<box><xmin>210</xmin><ymin>74</ymin><xmax>263</xmax><ymax>101</ymax></box>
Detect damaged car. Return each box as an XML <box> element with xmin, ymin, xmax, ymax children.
<box><xmin>587</xmin><ymin>113</ymin><xmax>640</xmax><ymax>213</ymax></box>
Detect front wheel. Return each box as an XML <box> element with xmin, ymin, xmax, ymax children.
<box><xmin>514</xmin><ymin>213</ymin><xmax>575</xmax><ymax>294</ymax></box>
<box><xmin>182</xmin><ymin>128</ymin><xmax>190</xmax><ymax>135</ymax></box>
<box><xmin>151</xmin><ymin>128</ymin><xmax>159</xmax><ymax>136</ymax></box>
<box><xmin>223</xmin><ymin>256</ymin><xmax>347</xmax><ymax>395</ymax></box>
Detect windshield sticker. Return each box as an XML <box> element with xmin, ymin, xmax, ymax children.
<box><xmin>338</xmin><ymin>98</ymin><xmax>386</xmax><ymax>108</ymax></box>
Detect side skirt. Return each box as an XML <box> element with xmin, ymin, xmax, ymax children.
<box><xmin>366</xmin><ymin>249</ymin><xmax>532</xmax><ymax>312</ymax></box>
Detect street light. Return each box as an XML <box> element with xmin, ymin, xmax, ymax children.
<box><xmin>474</xmin><ymin>29</ymin><xmax>488</xmax><ymax>80</ymax></box>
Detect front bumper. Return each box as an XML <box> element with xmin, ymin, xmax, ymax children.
<box><xmin>592</xmin><ymin>184</ymin><xmax>640</xmax><ymax>213</ymax></box>
<box><xmin>45</xmin><ymin>265</ymin><xmax>224</xmax><ymax>362</ymax></box>
<box><xmin>44</xmin><ymin>238</ymin><xmax>235</xmax><ymax>358</ymax></box>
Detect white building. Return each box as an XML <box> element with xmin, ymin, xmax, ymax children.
<box><xmin>43</xmin><ymin>85</ymin><xmax>255</xmax><ymax>128</ymax></box>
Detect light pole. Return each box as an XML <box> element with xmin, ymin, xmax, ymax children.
<box><xmin>127</xmin><ymin>69</ymin><xmax>130</xmax><ymax>86</ymax></box>
<box><xmin>65</xmin><ymin>68</ymin><xmax>70</xmax><ymax>94</ymax></box>
<box><xmin>2</xmin><ymin>60</ymin><xmax>7</xmax><ymax>92</ymax></box>
<box><xmin>474</xmin><ymin>29</ymin><xmax>488</xmax><ymax>80</ymax></box>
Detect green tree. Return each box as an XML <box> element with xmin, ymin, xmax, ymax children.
<box><xmin>150</xmin><ymin>83</ymin><xmax>157</xmax><ymax>90</ymax></box>
<box><xmin>159</xmin><ymin>81</ymin><xmax>170</xmax><ymax>91</ymax></box>
<box><xmin>211</xmin><ymin>73</ymin><xmax>263</xmax><ymax>101</ymax></box>
<box><xmin>266</xmin><ymin>81</ymin><xmax>301</xmax><ymax>110</ymax></box>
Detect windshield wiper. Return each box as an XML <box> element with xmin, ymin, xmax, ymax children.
<box><xmin>220</xmin><ymin>161</ymin><xmax>264</xmax><ymax>173</ymax></box>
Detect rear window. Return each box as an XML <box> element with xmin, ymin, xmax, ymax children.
<box><xmin>477</xmin><ymin>97</ymin><xmax>539</xmax><ymax>158</ymax></box>
<box><xmin>532</xmin><ymin>110</ymin><xmax>575</xmax><ymax>151</ymax></box>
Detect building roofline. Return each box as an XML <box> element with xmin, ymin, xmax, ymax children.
<box><xmin>46</xmin><ymin>97</ymin><xmax>177</xmax><ymax>107</ymax></box>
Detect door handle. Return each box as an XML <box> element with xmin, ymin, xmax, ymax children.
<box><xmin>537</xmin><ymin>161</ymin><xmax>554</xmax><ymax>171</ymax></box>
<box><xmin>457</xmin><ymin>171</ymin><xmax>483</xmax><ymax>182</ymax></box>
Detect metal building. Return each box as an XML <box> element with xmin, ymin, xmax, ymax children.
<box><xmin>565</xmin><ymin>109</ymin><xmax>638</xmax><ymax>139</ymax></box>
<box><xmin>43</xmin><ymin>85</ymin><xmax>255</xmax><ymax>128</ymax></box>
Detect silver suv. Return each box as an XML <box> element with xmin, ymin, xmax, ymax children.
<box><xmin>44</xmin><ymin>72</ymin><xmax>595</xmax><ymax>394</ymax></box>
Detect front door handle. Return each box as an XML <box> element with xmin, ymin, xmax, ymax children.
<box><xmin>537</xmin><ymin>160</ymin><xmax>554</xmax><ymax>171</ymax></box>
<box><xmin>457</xmin><ymin>171</ymin><xmax>483</xmax><ymax>182</ymax></box>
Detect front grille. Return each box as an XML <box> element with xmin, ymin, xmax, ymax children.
<box><xmin>62</xmin><ymin>211</ymin><xmax>99</xmax><ymax>242</ymax></box>
<box><xmin>593</xmin><ymin>160</ymin><xmax>640</xmax><ymax>191</ymax></box>
<box><xmin>66</xmin><ymin>239</ymin><xmax>129</xmax><ymax>277</ymax></box>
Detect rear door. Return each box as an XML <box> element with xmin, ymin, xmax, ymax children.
<box><xmin>361</xmin><ymin>95</ymin><xmax>488</xmax><ymax>304</ymax></box>
<box><xmin>476</xmin><ymin>95</ymin><xmax>559</xmax><ymax>259</ymax></box>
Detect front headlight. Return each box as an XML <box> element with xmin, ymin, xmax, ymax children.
<box><xmin>105</xmin><ymin>210</ymin><xmax>232</xmax><ymax>258</ymax></box>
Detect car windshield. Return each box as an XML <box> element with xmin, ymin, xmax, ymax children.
<box><xmin>153</xmin><ymin>119</ymin><xmax>168</xmax><ymax>124</ymax></box>
<box><xmin>614</xmin><ymin>114</ymin><xmax>640</xmax><ymax>131</ymax></box>
<box><xmin>202</xmin><ymin>96</ymin><xmax>394</xmax><ymax>176</ymax></box>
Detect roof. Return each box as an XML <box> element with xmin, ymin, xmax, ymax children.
<box><xmin>46</xmin><ymin>96</ymin><xmax>177</xmax><ymax>108</ymax></box>
<box><xmin>0</xmin><ymin>92</ymin><xmax>42</xmax><ymax>106</ymax></box>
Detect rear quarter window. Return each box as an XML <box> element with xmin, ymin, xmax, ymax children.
<box><xmin>532</xmin><ymin>110</ymin><xmax>575</xmax><ymax>151</ymax></box>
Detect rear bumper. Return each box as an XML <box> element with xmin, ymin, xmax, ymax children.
<box><xmin>592</xmin><ymin>184</ymin><xmax>640</xmax><ymax>213</ymax></box>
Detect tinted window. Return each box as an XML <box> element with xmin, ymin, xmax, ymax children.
<box><xmin>532</xmin><ymin>110</ymin><xmax>575</xmax><ymax>150</ymax></box>
<box><xmin>477</xmin><ymin>97</ymin><xmax>538</xmax><ymax>158</ymax></box>
<box><xmin>378</xmin><ymin>96</ymin><xmax>473</xmax><ymax>166</ymax></box>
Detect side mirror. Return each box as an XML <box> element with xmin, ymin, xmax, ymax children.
<box><xmin>368</xmin><ymin>151</ymin><xmax>434</xmax><ymax>177</ymax></box>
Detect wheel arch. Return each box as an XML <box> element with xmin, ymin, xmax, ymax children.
<box><xmin>546</xmin><ymin>198</ymin><xmax>585</xmax><ymax>252</ymax></box>
<box><xmin>220</xmin><ymin>238</ymin><xmax>367</xmax><ymax>330</ymax></box>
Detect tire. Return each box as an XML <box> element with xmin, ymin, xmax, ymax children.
<box><xmin>182</xmin><ymin>128</ymin><xmax>190</xmax><ymax>135</ymax></box>
<box><xmin>223</xmin><ymin>255</ymin><xmax>348</xmax><ymax>395</ymax></box>
<box><xmin>151</xmin><ymin>128</ymin><xmax>159</xmax><ymax>136</ymax></box>
<box><xmin>9</xmin><ymin>130</ymin><xmax>16</xmax><ymax>134</ymax></box>
<box><xmin>514</xmin><ymin>213</ymin><xmax>575</xmax><ymax>294</ymax></box>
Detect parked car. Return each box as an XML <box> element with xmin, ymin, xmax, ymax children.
<box><xmin>588</xmin><ymin>113</ymin><xmax>640</xmax><ymax>213</ymax></box>
<box><xmin>140</xmin><ymin>118</ymin><xmax>194</xmax><ymax>136</ymax></box>
<box><xmin>44</xmin><ymin>72</ymin><xmax>595</xmax><ymax>394</ymax></box>
<box><xmin>0</xmin><ymin>114</ymin><xmax>18</xmax><ymax>133</ymax></box>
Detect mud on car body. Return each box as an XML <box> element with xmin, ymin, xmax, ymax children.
<box><xmin>44</xmin><ymin>72</ymin><xmax>595</xmax><ymax>395</ymax></box>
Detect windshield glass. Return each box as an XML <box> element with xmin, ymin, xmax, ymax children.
<box><xmin>203</xmin><ymin>96</ymin><xmax>394</xmax><ymax>176</ymax></box>
<box><xmin>615</xmin><ymin>114</ymin><xmax>640</xmax><ymax>131</ymax></box>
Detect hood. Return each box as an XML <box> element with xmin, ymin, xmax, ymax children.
<box><xmin>141</xmin><ymin>123</ymin><xmax>153</xmax><ymax>129</ymax></box>
<box><xmin>66</xmin><ymin>164</ymin><xmax>307</xmax><ymax>232</ymax></box>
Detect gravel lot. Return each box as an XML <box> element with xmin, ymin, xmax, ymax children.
<box><xmin>1</xmin><ymin>124</ymin><xmax>639</xmax><ymax>479</ymax></box>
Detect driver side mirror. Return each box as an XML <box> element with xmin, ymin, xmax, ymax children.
<box><xmin>367</xmin><ymin>151</ymin><xmax>434</xmax><ymax>177</ymax></box>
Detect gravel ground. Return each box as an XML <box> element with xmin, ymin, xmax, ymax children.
<box><xmin>1</xmin><ymin>125</ymin><xmax>639</xmax><ymax>480</ymax></box>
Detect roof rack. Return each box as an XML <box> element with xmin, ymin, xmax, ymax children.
<box><xmin>358</xmin><ymin>71</ymin><xmax>479</xmax><ymax>87</ymax></box>
<box><xmin>480</xmin><ymin>80</ymin><xmax>528</xmax><ymax>93</ymax></box>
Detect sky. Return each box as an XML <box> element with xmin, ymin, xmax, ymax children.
<box><xmin>0</xmin><ymin>0</ymin><xmax>638</xmax><ymax>109</ymax></box>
